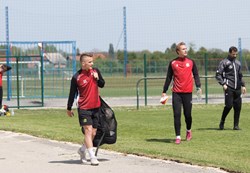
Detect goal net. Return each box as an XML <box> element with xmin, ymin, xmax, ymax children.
<box><xmin>1</xmin><ymin>55</ymin><xmax>44</xmax><ymax>108</ymax></box>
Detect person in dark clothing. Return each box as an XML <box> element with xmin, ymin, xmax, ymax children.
<box><xmin>67</xmin><ymin>53</ymin><xmax>105</xmax><ymax>165</ymax></box>
<box><xmin>0</xmin><ymin>64</ymin><xmax>12</xmax><ymax>109</ymax></box>
<box><xmin>162</xmin><ymin>42</ymin><xmax>201</xmax><ymax>144</ymax></box>
<box><xmin>216</xmin><ymin>46</ymin><xmax>246</xmax><ymax>130</ymax></box>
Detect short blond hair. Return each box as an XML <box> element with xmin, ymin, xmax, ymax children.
<box><xmin>175</xmin><ymin>42</ymin><xmax>186</xmax><ymax>54</ymax></box>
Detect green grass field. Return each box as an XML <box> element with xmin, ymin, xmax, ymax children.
<box><xmin>0</xmin><ymin>103</ymin><xmax>250</xmax><ymax>173</ymax></box>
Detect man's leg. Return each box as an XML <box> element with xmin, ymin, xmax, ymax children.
<box><xmin>0</xmin><ymin>87</ymin><xmax>3</xmax><ymax>116</ymax></box>
<box><xmin>220</xmin><ymin>88</ymin><xmax>233</xmax><ymax>129</ymax></box>
<box><xmin>183</xmin><ymin>93</ymin><xmax>192</xmax><ymax>130</ymax></box>
<box><xmin>233</xmin><ymin>89</ymin><xmax>242</xmax><ymax>130</ymax></box>
<box><xmin>78</xmin><ymin>127</ymin><xmax>88</xmax><ymax>164</ymax></box>
<box><xmin>84</xmin><ymin>125</ymin><xmax>99</xmax><ymax>165</ymax></box>
<box><xmin>78</xmin><ymin>109</ymin><xmax>99</xmax><ymax>165</ymax></box>
<box><xmin>172</xmin><ymin>92</ymin><xmax>182</xmax><ymax>144</ymax></box>
<box><xmin>0</xmin><ymin>87</ymin><xmax>3</xmax><ymax>109</ymax></box>
<box><xmin>183</xmin><ymin>93</ymin><xmax>192</xmax><ymax>140</ymax></box>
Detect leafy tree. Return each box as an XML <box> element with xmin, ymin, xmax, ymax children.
<box><xmin>108</xmin><ymin>43</ymin><xmax>115</xmax><ymax>60</ymax></box>
<box><xmin>165</xmin><ymin>43</ymin><xmax>176</xmax><ymax>53</ymax></box>
<box><xmin>44</xmin><ymin>44</ymin><xmax>57</xmax><ymax>53</ymax></box>
<box><xmin>187</xmin><ymin>42</ymin><xmax>196</xmax><ymax>57</ymax></box>
<box><xmin>116</xmin><ymin>50</ymin><xmax>124</xmax><ymax>63</ymax></box>
<box><xmin>127</xmin><ymin>52</ymin><xmax>137</xmax><ymax>62</ymax></box>
<box><xmin>76</xmin><ymin>48</ymin><xmax>80</xmax><ymax>55</ymax></box>
<box><xmin>170</xmin><ymin>43</ymin><xmax>177</xmax><ymax>52</ymax></box>
<box><xmin>198</xmin><ymin>47</ymin><xmax>207</xmax><ymax>53</ymax></box>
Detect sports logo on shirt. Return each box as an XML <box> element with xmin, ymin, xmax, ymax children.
<box><xmin>186</xmin><ymin>63</ymin><xmax>190</xmax><ymax>67</ymax></box>
<box><xmin>77</xmin><ymin>76</ymin><xmax>80</xmax><ymax>81</ymax></box>
<box><xmin>172</xmin><ymin>60</ymin><xmax>179</xmax><ymax>67</ymax></box>
<box><xmin>83</xmin><ymin>79</ymin><xmax>87</xmax><ymax>84</ymax></box>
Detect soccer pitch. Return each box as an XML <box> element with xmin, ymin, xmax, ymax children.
<box><xmin>0</xmin><ymin>103</ymin><xmax>249</xmax><ymax>173</ymax></box>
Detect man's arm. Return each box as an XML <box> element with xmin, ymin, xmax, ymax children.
<box><xmin>95</xmin><ymin>68</ymin><xmax>105</xmax><ymax>88</ymax></box>
<box><xmin>192</xmin><ymin>60</ymin><xmax>201</xmax><ymax>88</ymax></box>
<box><xmin>215</xmin><ymin>60</ymin><xmax>226</xmax><ymax>85</ymax></box>
<box><xmin>67</xmin><ymin>75</ymin><xmax>78</xmax><ymax>111</ymax></box>
<box><xmin>238</xmin><ymin>64</ymin><xmax>246</xmax><ymax>94</ymax></box>
<box><xmin>162</xmin><ymin>62</ymin><xmax>173</xmax><ymax>93</ymax></box>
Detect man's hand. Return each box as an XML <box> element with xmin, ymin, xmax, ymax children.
<box><xmin>93</xmin><ymin>72</ymin><xmax>99</xmax><ymax>80</ymax></box>
<box><xmin>160</xmin><ymin>93</ymin><xmax>168</xmax><ymax>105</ymax></box>
<box><xmin>223</xmin><ymin>84</ymin><xmax>228</xmax><ymax>91</ymax></box>
<box><xmin>67</xmin><ymin>110</ymin><xmax>74</xmax><ymax>117</ymax></box>
<box><xmin>197</xmin><ymin>88</ymin><xmax>202</xmax><ymax>95</ymax></box>
<box><xmin>242</xmin><ymin>86</ymin><xmax>247</xmax><ymax>95</ymax></box>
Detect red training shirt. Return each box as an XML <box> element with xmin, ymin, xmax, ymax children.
<box><xmin>67</xmin><ymin>68</ymin><xmax>105</xmax><ymax>110</ymax></box>
<box><xmin>163</xmin><ymin>57</ymin><xmax>201</xmax><ymax>93</ymax></box>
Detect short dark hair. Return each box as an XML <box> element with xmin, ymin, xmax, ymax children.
<box><xmin>229</xmin><ymin>46</ymin><xmax>238</xmax><ymax>53</ymax></box>
<box><xmin>1</xmin><ymin>64</ymin><xmax>11</xmax><ymax>71</ymax></box>
<box><xmin>80</xmin><ymin>53</ymin><xmax>93</xmax><ymax>62</ymax></box>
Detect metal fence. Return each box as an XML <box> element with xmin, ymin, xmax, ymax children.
<box><xmin>0</xmin><ymin>41</ymin><xmax>76</xmax><ymax>108</ymax></box>
<box><xmin>0</xmin><ymin>52</ymin><xmax>249</xmax><ymax>108</ymax></box>
<box><xmin>135</xmin><ymin>76</ymin><xmax>250</xmax><ymax>109</ymax></box>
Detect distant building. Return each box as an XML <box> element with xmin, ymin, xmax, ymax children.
<box><xmin>43</xmin><ymin>53</ymin><xmax>67</xmax><ymax>68</ymax></box>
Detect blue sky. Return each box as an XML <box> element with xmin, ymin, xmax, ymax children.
<box><xmin>1</xmin><ymin>0</ymin><xmax>250</xmax><ymax>52</ymax></box>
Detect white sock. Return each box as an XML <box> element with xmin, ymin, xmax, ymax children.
<box><xmin>80</xmin><ymin>144</ymin><xmax>86</xmax><ymax>152</ymax></box>
<box><xmin>87</xmin><ymin>147</ymin><xmax>96</xmax><ymax>158</ymax></box>
<box><xmin>187</xmin><ymin>129</ymin><xmax>191</xmax><ymax>132</ymax></box>
<box><xmin>176</xmin><ymin>136</ymin><xmax>181</xmax><ymax>139</ymax></box>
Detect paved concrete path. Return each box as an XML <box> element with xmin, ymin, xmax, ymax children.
<box><xmin>6</xmin><ymin>95</ymin><xmax>250</xmax><ymax>109</ymax></box>
<box><xmin>0</xmin><ymin>131</ymin><xmax>228</xmax><ymax>173</ymax></box>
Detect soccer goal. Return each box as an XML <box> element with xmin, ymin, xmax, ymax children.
<box><xmin>0</xmin><ymin>55</ymin><xmax>44</xmax><ymax>108</ymax></box>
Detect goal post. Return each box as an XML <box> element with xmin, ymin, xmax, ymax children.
<box><xmin>2</xmin><ymin>75</ymin><xmax>24</xmax><ymax>97</ymax></box>
<box><xmin>0</xmin><ymin>55</ymin><xmax>44</xmax><ymax>108</ymax></box>
<box><xmin>8</xmin><ymin>61</ymin><xmax>41</xmax><ymax>80</ymax></box>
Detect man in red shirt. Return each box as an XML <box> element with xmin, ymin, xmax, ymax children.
<box><xmin>162</xmin><ymin>42</ymin><xmax>201</xmax><ymax>144</ymax></box>
<box><xmin>67</xmin><ymin>53</ymin><xmax>105</xmax><ymax>165</ymax></box>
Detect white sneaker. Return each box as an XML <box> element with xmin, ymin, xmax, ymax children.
<box><xmin>78</xmin><ymin>148</ymin><xmax>88</xmax><ymax>164</ymax></box>
<box><xmin>90</xmin><ymin>157</ymin><xmax>99</xmax><ymax>166</ymax></box>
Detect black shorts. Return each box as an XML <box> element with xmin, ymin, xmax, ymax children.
<box><xmin>78</xmin><ymin>108</ymin><xmax>99</xmax><ymax>128</ymax></box>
